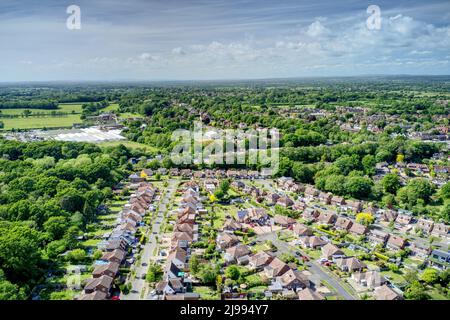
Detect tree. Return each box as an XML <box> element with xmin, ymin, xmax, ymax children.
<box><xmin>439</xmin><ymin>182</ymin><xmax>450</xmax><ymax>200</ymax></box>
<box><xmin>0</xmin><ymin>277</ymin><xmax>26</xmax><ymax>300</ymax></box>
<box><xmin>145</xmin><ymin>263</ymin><xmax>163</xmax><ymax>283</ymax></box>
<box><xmin>356</xmin><ymin>212</ymin><xmax>375</xmax><ymax>226</ymax></box>
<box><xmin>67</xmin><ymin>248</ymin><xmax>87</xmax><ymax>263</ymax></box>
<box><xmin>345</xmin><ymin>176</ymin><xmax>373</xmax><ymax>198</ymax></box>
<box><xmin>225</xmin><ymin>265</ymin><xmax>241</xmax><ymax>281</ymax></box>
<box><xmin>189</xmin><ymin>254</ymin><xmax>200</xmax><ymax>275</ymax></box>
<box><xmin>404</xmin><ymin>280</ymin><xmax>429</xmax><ymax>300</ymax></box>
<box><xmin>43</xmin><ymin>216</ymin><xmax>69</xmax><ymax>240</ymax></box>
<box><xmin>381</xmin><ymin>174</ymin><xmax>401</xmax><ymax>194</ymax></box>
<box><xmin>198</xmin><ymin>264</ymin><xmax>218</xmax><ymax>284</ymax></box>
<box><xmin>420</xmin><ymin>268</ymin><xmax>439</xmax><ymax>285</ymax></box>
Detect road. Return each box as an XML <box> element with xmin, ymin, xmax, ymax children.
<box><xmin>121</xmin><ymin>179</ymin><xmax>178</xmax><ymax>300</ymax></box>
<box><xmin>257</xmin><ymin>231</ymin><xmax>357</xmax><ymax>300</ymax></box>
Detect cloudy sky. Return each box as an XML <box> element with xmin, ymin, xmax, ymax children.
<box><xmin>0</xmin><ymin>0</ymin><xmax>449</xmax><ymax>81</ymax></box>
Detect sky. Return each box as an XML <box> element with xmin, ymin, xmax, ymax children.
<box><xmin>0</xmin><ymin>0</ymin><xmax>449</xmax><ymax>81</ymax></box>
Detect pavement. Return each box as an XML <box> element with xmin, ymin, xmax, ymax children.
<box><xmin>121</xmin><ymin>179</ymin><xmax>178</xmax><ymax>300</ymax></box>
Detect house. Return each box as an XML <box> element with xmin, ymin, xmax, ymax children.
<box><xmin>277</xmin><ymin>196</ymin><xmax>294</xmax><ymax>208</ymax></box>
<box><xmin>297</xmin><ymin>288</ymin><xmax>325</xmax><ymax>300</ymax></box>
<box><xmin>409</xmin><ymin>242</ymin><xmax>431</xmax><ymax>259</ymax></box>
<box><xmin>217</xmin><ymin>232</ymin><xmax>239</xmax><ymax>250</ymax></box>
<box><xmin>344</xmin><ymin>200</ymin><xmax>363</xmax><ymax>213</ymax></box>
<box><xmin>165</xmin><ymin>262</ymin><xmax>184</xmax><ymax>279</ymax></box>
<box><xmin>302</xmin><ymin>208</ymin><xmax>320</xmax><ymax>222</ymax></box>
<box><xmin>292</xmin><ymin>223</ymin><xmax>313</xmax><ymax>237</ymax></box>
<box><xmin>415</xmin><ymin>218</ymin><xmax>434</xmax><ymax>235</ymax></box>
<box><xmin>304</xmin><ymin>187</ymin><xmax>319</xmax><ymax>199</ymax></box>
<box><xmin>335</xmin><ymin>217</ymin><xmax>353</xmax><ymax>231</ymax></box>
<box><xmin>78</xmin><ymin>291</ymin><xmax>108</xmax><ymax>300</ymax></box>
<box><xmin>331</xmin><ymin>195</ymin><xmax>345</xmax><ymax>206</ymax></box>
<box><xmin>264</xmin><ymin>257</ymin><xmax>290</xmax><ymax>278</ymax></box>
<box><xmin>381</xmin><ymin>209</ymin><xmax>398</xmax><ymax>222</ymax></box>
<box><xmin>395</xmin><ymin>214</ymin><xmax>412</xmax><ymax>226</ymax></box>
<box><xmin>273</xmin><ymin>215</ymin><xmax>296</xmax><ymax>227</ymax></box>
<box><xmin>140</xmin><ymin>169</ymin><xmax>153</xmax><ymax>178</ymax></box>
<box><xmin>105</xmin><ymin>239</ymin><xmax>128</xmax><ymax>252</ymax></box>
<box><xmin>335</xmin><ymin>257</ymin><xmax>366</xmax><ymax>272</ymax></box>
<box><xmin>167</xmin><ymin>247</ymin><xmax>188</xmax><ymax>270</ymax></box>
<box><xmin>223</xmin><ymin>219</ymin><xmax>243</xmax><ymax>231</ymax></box>
<box><xmin>374</xmin><ymin>285</ymin><xmax>403</xmax><ymax>300</ymax></box>
<box><xmin>248</xmin><ymin>252</ymin><xmax>274</xmax><ymax>270</ymax></box>
<box><xmin>431</xmin><ymin>223</ymin><xmax>449</xmax><ymax>238</ymax></box>
<box><xmin>318</xmin><ymin>192</ymin><xmax>332</xmax><ymax>205</ymax></box>
<box><xmin>155</xmin><ymin>278</ymin><xmax>185</xmax><ymax>295</ymax></box>
<box><xmin>101</xmin><ymin>249</ymin><xmax>126</xmax><ymax>264</ymax></box>
<box><xmin>92</xmin><ymin>262</ymin><xmax>120</xmax><ymax>279</ymax></box>
<box><xmin>368</xmin><ymin>229</ymin><xmax>389</xmax><ymax>245</ymax></box>
<box><xmin>298</xmin><ymin>236</ymin><xmax>327</xmax><ymax>249</ymax></box>
<box><xmin>224</xmin><ymin>244</ymin><xmax>251</xmax><ymax>263</ymax></box>
<box><xmin>316</xmin><ymin>211</ymin><xmax>337</xmax><ymax>225</ymax></box>
<box><xmin>175</xmin><ymin>223</ymin><xmax>198</xmax><ymax>234</ymax></box>
<box><xmin>129</xmin><ymin>173</ymin><xmax>144</xmax><ymax>183</ymax></box>
<box><xmin>428</xmin><ymin>249</ymin><xmax>450</xmax><ymax>270</ymax></box>
<box><xmin>321</xmin><ymin>243</ymin><xmax>345</xmax><ymax>260</ymax></box>
<box><xmin>266</xmin><ymin>193</ymin><xmax>280</xmax><ymax>206</ymax></box>
<box><xmin>349</xmin><ymin>222</ymin><xmax>369</xmax><ymax>236</ymax></box>
<box><xmin>386</xmin><ymin>235</ymin><xmax>407</xmax><ymax>250</ymax></box>
<box><xmin>351</xmin><ymin>271</ymin><xmax>387</xmax><ymax>289</ymax></box>
<box><xmin>84</xmin><ymin>275</ymin><xmax>113</xmax><ymax>295</ymax></box>
<box><xmin>277</xmin><ymin>269</ymin><xmax>310</xmax><ymax>290</ymax></box>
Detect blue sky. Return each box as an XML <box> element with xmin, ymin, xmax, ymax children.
<box><xmin>0</xmin><ymin>0</ymin><xmax>449</xmax><ymax>81</ymax></box>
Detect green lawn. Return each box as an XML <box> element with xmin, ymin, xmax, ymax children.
<box><xmin>0</xmin><ymin>114</ymin><xmax>81</xmax><ymax>130</ymax></box>
<box><xmin>193</xmin><ymin>286</ymin><xmax>220</xmax><ymax>300</ymax></box>
<box><xmin>97</xmin><ymin>140</ymin><xmax>160</xmax><ymax>153</ymax></box>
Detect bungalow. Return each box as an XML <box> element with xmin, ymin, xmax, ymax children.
<box><xmin>321</xmin><ymin>243</ymin><xmax>345</xmax><ymax>260</ymax></box>
<box><xmin>266</xmin><ymin>193</ymin><xmax>280</xmax><ymax>206</ymax></box>
<box><xmin>316</xmin><ymin>211</ymin><xmax>337</xmax><ymax>225</ymax></box>
<box><xmin>381</xmin><ymin>209</ymin><xmax>398</xmax><ymax>222</ymax></box>
<box><xmin>78</xmin><ymin>291</ymin><xmax>108</xmax><ymax>300</ymax></box>
<box><xmin>431</xmin><ymin>223</ymin><xmax>449</xmax><ymax>238</ymax></box>
<box><xmin>297</xmin><ymin>288</ymin><xmax>325</xmax><ymax>300</ymax></box>
<box><xmin>351</xmin><ymin>271</ymin><xmax>387</xmax><ymax>289</ymax></box>
<box><xmin>217</xmin><ymin>232</ymin><xmax>239</xmax><ymax>250</ymax></box>
<box><xmin>292</xmin><ymin>201</ymin><xmax>307</xmax><ymax>212</ymax></box>
<box><xmin>318</xmin><ymin>192</ymin><xmax>332</xmax><ymax>205</ymax></box>
<box><xmin>277</xmin><ymin>196</ymin><xmax>294</xmax><ymax>208</ymax></box>
<box><xmin>428</xmin><ymin>249</ymin><xmax>450</xmax><ymax>270</ymax></box>
<box><xmin>386</xmin><ymin>235</ymin><xmax>407</xmax><ymax>250</ymax></box>
<box><xmin>374</xmin><ymin>285</ymin><xmax>403</xmax><ymax>300</ymax></box>
<box><xmin>302</xmin><ymin>208</ymin><xmax>320</xmax><ymax>222</ymax></box>
<box><xmin>344</xmin><ymin>200</ymin><xmax>363</xmax><ymax>213</ymax></box>
<box><xmin>395</xmin><ymin>213</ymin><xmax>413</xmax><ymax>226</ymax></box>
<box><xmin>224</xmin><ymin>244</ymin><xmax>251</xmax><ymax>263</ymax></box>
<box><xmin>304</xmin><ymin>187</ymin><xmax>319</xmax><ymax>199</ymax></box>
<box><xmin>92</xmin><ymin>262</ymin><xmax>120</xmax><ymax>279</ymax></box>
<box><xmin>349</xmin><ymin>222</ymin><xmax>369</xmax><ymax>236</ymax></box>
<box><xmin>101</xmin><ymin>249</ymin><xmax>126</xmax><ymax>264</ymax></box>
<box><xmin>335</xmin><ymin>257</ymin><xmax>366</xmax><ymax>272</ymax></box>
<box><xmin>277</xmin><ymin>269</ymin><xmax>310</xmax><ymax>290</ymax></box>
<box><xmin>335</xmin><ymin>217</ymin><xmax>353</xmax><ymax>231</ymax></box>
<box><xmin>415</xmin><ymin>218</ymin><xmax>434</xmax><ymax>235</ymax></box>
<box><xmin>409</xmin><ymin>242</ymin><xmax>431</xmax><ymax>259</ymax></box>
<box><xmin>331</xmin><ymin>195</ymin><xmax>345</xmax><ymax>206</ymax></box>
<box><xmin>273</xmin><ymin>215</ymin><xmax>296</xmax><ymax>228</ymax></box>
<box><xmin>223</xmin><ymin>219</ymin><xmax>243</xmax><ymax>231</ymax></box>
<box><xmin>248</xmin><ymin>252</ymin><xmax>274</xmax><ymax>271</ymax></box>
<box><xmin>292</xmin><ymin>223</ymin><xmax>313</xmax><ymax>237</ymax></box>
<box><xmin>84</xmin><ymin>275</ymin><xmax>113</xmax><ymax>295</ymax></box>
<box><xmin>368</xmin><ymin>229</ymin><xmax>389</xmax><ymax>245</ymax></box>
<box><xmin>264</xmin><ymin>257</ymin><xmax>290</xmax><ymax>278</ymax></box>
<box><xmin>298</xmin><ymin>236</ymin><xmax>327</xmax><ymax>249</ymax></box>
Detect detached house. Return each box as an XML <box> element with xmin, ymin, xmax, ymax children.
<box><xmin>331</xmin><ymin>196</ymin><xmax>345</xmax><ymax>206</ymax></box>
<box><xmin>335</xmin><ymin>257</ymin><xmax>366</xmax><ymax>272</ymax></box>
<box><xmin>224</xmin><ymin>244</ymin><xmax>251</xmax><ymax>263</ymax></box>
<box><xmin>368</xmin><ymin>229</ymin><xmax>389</xmax><ymax>245</ymax></box>
<box><xmin>387</xmin><ymin>235</ymin><xmax>407</xmax><ymax>250</ymax></box>
<box><xmin>431</xmin><ymin>223</ymin><xmax>449</xmax><ymax>238</ymax></box>
<box><xmin>248</xmin><ymin>251</ymin><xmax>274</xmax><ymax>271</ymax></box>
<box><xmin>318</xmin><ymin>192</ymin><xmax>332</xmax><ymax>205</ymax></box>
<box><xmin>277</xmin><ymin>196</ymin><xmax>294</xmax><ymax>208</ymax></box>
<box><xmin>298</xmin><ymin>236</ymin><xmax>327</xmax><ymax>249</ymax></box>
<box><xmin>395</xmin><ymin>214</ymin><xmax>412</xmax><ymax>226</ymax></box>
<box><xmin>415</xmin><ymin>218</ymin><xmax>434</xmax><ymax>235</ymax></box>
<box><xmin>352</xmin><ymin>271</ymin><xmax>387</xmax><ymax>289</ymax></box>
<box><xmin>297</xmin><ymin>288</ymin><xmax>325</xmax><ymax>300</ymax></box>
<box><xmin>349</xmin><ymin>222</ymin><xmax>369</xmax><ymax>236</ymax></box>
<box><xmin>277</xmin><ymin>269</ymin><xmax>310</xmax><ymax>291</ymax></box>
<box><xmin>292</xmin><ymin>223</ymin><xmax>313</xmax><ymax>237</ymax></box>
<box><xmin>273</xmin><ymin>215</ymin><xmax>296</xmax><ymax>227</ymax></box>
<box><xmin>316</xmin><ymin>211</ymin><xmax>337</xmax><ymax>225</ymax></box>
<box><xmin>84</xmin><ymin>275</ymin><xmax>113</xmax><ymax>296</ymax></box>
<box><xmin>264</xmin><ymin>257</ymin><xmax>290</xmax><ymax>278</ymax></box>
<box><xmin>217</xmin><ymin>232</ymin><xmax>239</xmax><ymax>250</ymax></box>
<box><xmin>374</xmin><ymin>285</ymin><xmax>403</xmax><ymax>300</ymax></box>
<box><xmin>321</xmin><ymin>243</ymin><xmax>345</xmax><ymax>260</ymax></box>
<box><xmin>335</xmin><ymin>217</ymin><xmax>353</xmax><ymax>231</ymax></box>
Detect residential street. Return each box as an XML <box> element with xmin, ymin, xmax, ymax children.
<box><xmin>121</xmin><ymin>179</ymin><xmax>178</xmax><ymax>300</ymax></box>
<box><xmin>257</xmin><ymin>231</ymin><xmax>357</xmax><ymax>300</ymax></box>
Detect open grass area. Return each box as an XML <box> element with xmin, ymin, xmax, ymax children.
<box><xmin>0</xmin><ymin>114</ymin><xmax>81</xmax><ymax>130</ymax></box>
<box><xmin>193</xmin><ymin>286</ymin><xmax>220</xmax><ymax>300</ymax></box>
